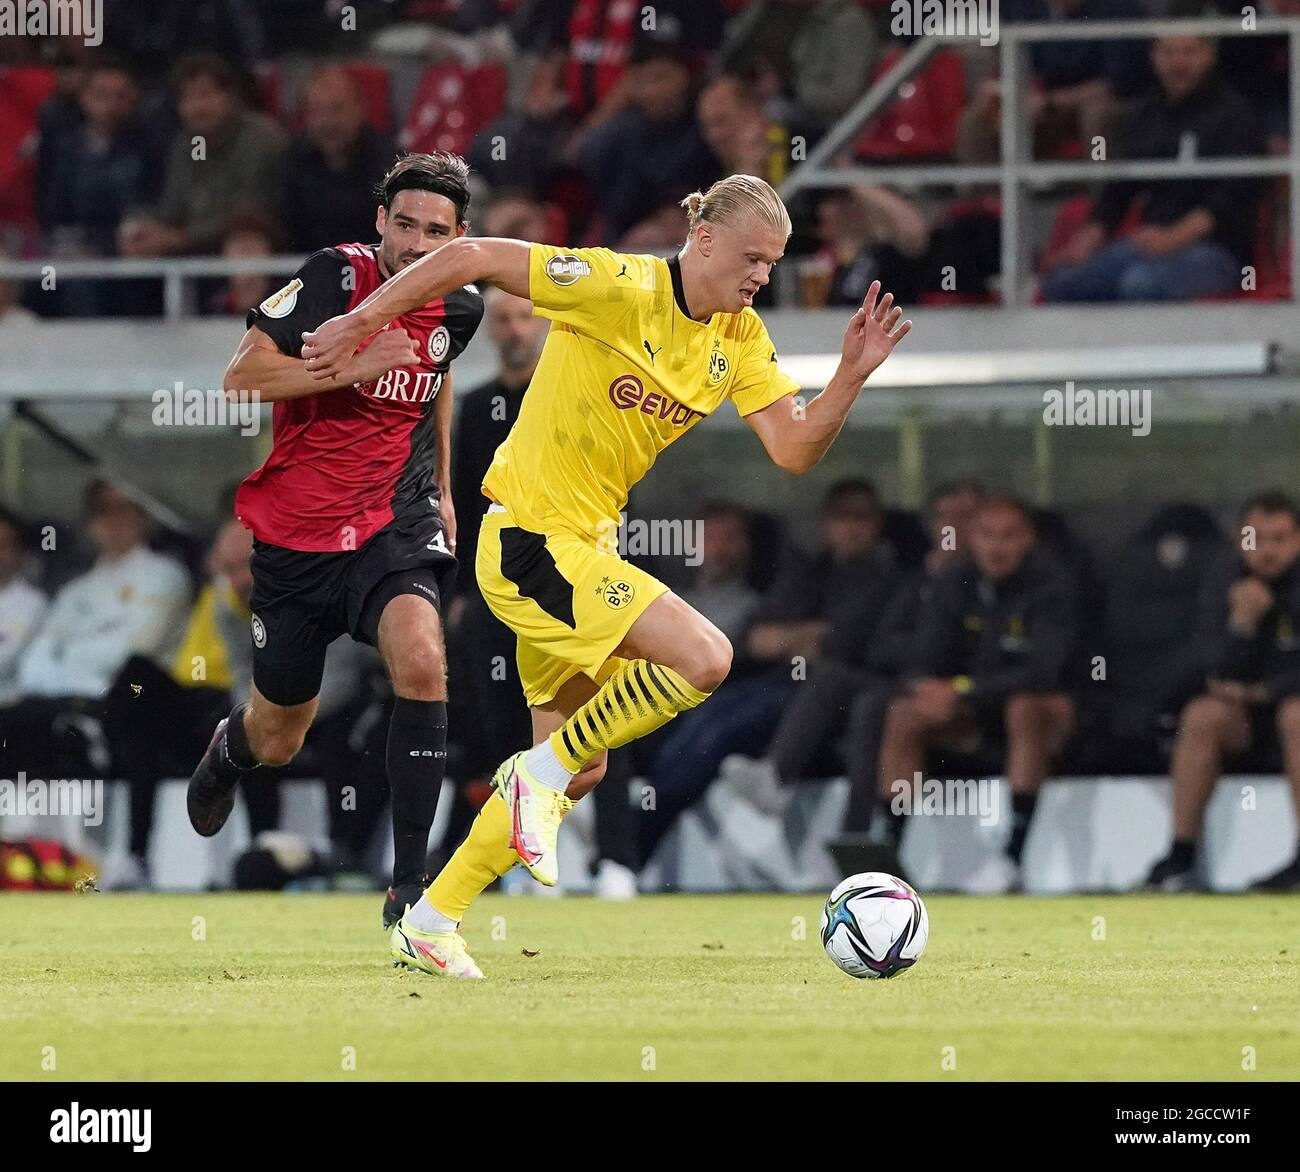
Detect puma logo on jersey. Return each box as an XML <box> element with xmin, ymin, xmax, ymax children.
<box><xmin>643</xmin><ymin>340</ymin><xmax>661</xmax><ymax>365</ymax></box>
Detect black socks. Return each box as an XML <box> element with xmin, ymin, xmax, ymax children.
<box><xmin>1006</xmin><ymin>792</ymin><xmax>1038</xmax><ymax>864</ymax></box>
<box><xmin>1169</xmin><ymin>838</ymin><xmax>1196</xmax><ymax>869</ymax></box>
<box><xmin>386</xmin><ymin>697</ymin><xmax>448</xmax><ymax>888</ymax></box>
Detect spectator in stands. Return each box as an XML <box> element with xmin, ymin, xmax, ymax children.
<box><xmin>1171</xmin><ymin>0</ymin><xmax>1293</xmax><ymax>153</ymax></box>
<box><xmin>102</xmin><ymin>514</ymin><xmax>379</xmax><ymax>887</ymax></box>
<box><xmin>101</xmin><ymin>0</ymin><xmax>265</xmax><ymax>92</ymax></box>
<box><xmin>479</xmin><ymin>191</ymin><xmax>553</xmax><ymax>243</ymax></box>
<box><xmin>513</xmin><ymin>0</ymin><xmax>725</xmax><ymax>127</ymax></box>
<box><xmin>0</xmin><ymin>508</ymin><xmax>46</xmax><ymax>708</ymax></box>
<box><xmin>1040</xmin><ymin>35</ymin><xmax>1265</xmax><ymax>302</ymax></box>
<box><xmin>875</xmin><ymin>497</ymin><xmax>1078</xmax><ymax>890</ymax></box>
<box><xmin>38</xmin><ymin>59</ymin><xmax>164</xmax><ymax>316</ymax></box>
<box><xmin>696</xmin><ymin>75</ymin><xmax>793</xmax><ymax>190</ymax></box>
<box><xmin>33</xmin><ymin>43</ymin><xmax>93</xmax><ymax>242</ymax></box>
<box><xmin>210</xmin><ymin>212</ymin><xmax>284</xmax><ymax>316</ymax></box>
<box><xmin>730</xmin><ymin>486</ymin><xmax>905</xmax><ymax>817</ymax></box>
<box><xmin>101</xmin><ymin>517</ymin><xmax>249</xmax><ymax>887</ymax></box>
<box><xmin>449</xmin><ymin>289</ymin><xmax>549</xmax><ymax>630</ymax></box>
<box><xmin>681</xmin><ymin>502</ymin><xmax>762</xmax><ymax>649</ymax></box>
<box><xmin>1144</xmin><ymin>491</ymin><xmax>1300</xmax><ymax>892</ymax></box>
<box><xmin>468</xmin><ymin>51</ymin><xmax>576</xmax><ymax>200</ymax></box>
<box><xmin>0</xmin><ymin>483</ymin><xmax>190</xmax><ymax>783</ymax></box>
<box><xmin>40</xmin><ymin>59</ymin><xmax>162</xmax><ymax>260</ymax></box>
<box><xmin>722</xmin><ymin>0</ymin><xmax>877</xmax><ymax>136</ymax></box>
<box><xmin>1102</xmin><ymin>501</ymin><xmax>1229</xmax><ymax>772</ymax></box>
<box><xmin>829</xmin><ymin>481</ymin><xmax>986</xmax><ymax>840</ymax></box>
<box><xmin>636</xmin><ymin>480</ymin><xmax>895</xmax><ymax>865</ymax></box>
<box><xmin>618</xmin><ymin>204</ymin><xmax>691</xmax><ymax>253</ymax></box>
<box><xmin>282</xmin><ymin>66</ymin><xmax>397</xmax><ymax>254</ymax></box>
<box><xmin>804</xmin><ymin>188</ymin><xmax>930</xmax><ymax>307</ymax></box>
<box><xmin>119</xmin><ymin>54</ymin><xmax>287</xmax><ymax>258</ymax></box>
<box><xmin>578</xmin><ymin>42</ymin><xmax>720</xmax><ymax>239</ymax></box>
<box><xmin>959</xmin><ymin>0</ymin><xmax>1151</xmax><ymax>165</ymax></box>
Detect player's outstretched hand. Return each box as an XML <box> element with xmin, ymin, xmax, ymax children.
<box><xmin>840</xmin><ymin>280</ymin><xmax>911</xmax><ymax>384</ymax></box>
<box><xmin>301</xmin><ymin>312</ymin><xmax>373</xmax><ymax>381</ymax></box>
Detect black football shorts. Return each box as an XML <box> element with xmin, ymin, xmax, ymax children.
<box><xmin>248</xmin><ymin>511</ymin><xmax>456</xmax><ymax>706</ymax></box>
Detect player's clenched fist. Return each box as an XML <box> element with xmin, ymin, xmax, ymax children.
<box><xmin>344</xmin><ymin>327</ymin><xmax>420</xmax><ymax>385</ymax></box>
<box><xmin>301</xmin><ymin>312</ymin><xmax>372</xmax><ymax>380</ymax></box>
<box><xmin>840</xmin><ymin>279</ymin><xmax>911</xmax><ymax>384</ymax></box>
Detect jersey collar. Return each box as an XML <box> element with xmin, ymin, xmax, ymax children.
<box><xmin>666</xmin><ymin>253</ymin><xmax>713</xmax><ymax>326</ymax></box>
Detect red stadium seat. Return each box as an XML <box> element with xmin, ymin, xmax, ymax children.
<box><xmin>342</xmin><ymin>62</ymin><xmax>394</xmax><ymax>134</ymax></box>
<box><xmin>853</xmin><ymin>48</ymin><xmax>966</xmax><ymax>161</ymax></box>
<box><xmin>1037</xmin><ymin>193</ymin><xmax>1144</xmax><ymax>273</ymax></box>
<box><xmin>400</xmin><ymin>61</ymin><xmax>507</xmax><ymax>158</ymax></box>
<box><xmin>0</xmin><ymin>65</ymin><xmax>57</xmax><ymax>243</ymax></box>
<box><xmin>1195</xmin><ymin>199</ymin><xmax>1292</xmax><ymax>302</ymax></box>
<box><xmin>919</xmin><ymin>194</ymin><xmax>1002</xmax><ymax>305</ymax></box>
<box><xmin>1038</xmin><ymin>193</ymin><xmax>1097</xmax><ymax>275</ymax></box>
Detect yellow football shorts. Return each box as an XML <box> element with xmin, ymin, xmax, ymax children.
<box><xmin>474</xmin><ymin>503</ymin><xmax>670</xmax><ymax>707</ymax></box>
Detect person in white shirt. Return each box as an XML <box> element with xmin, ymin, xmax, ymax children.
<box><xmin>0</xmin><ymin>482</ymin><xmax>190</xmax><ymax>781</ymax></box>
<box><xmin>0</xmin><ymin>508</ymin><xmax>47</xmax><ymax>708</ymax></box>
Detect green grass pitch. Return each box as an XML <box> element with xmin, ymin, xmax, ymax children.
<box><xmin>1</xmin><ymin>892</ymin><xmax>1295</xmax><ymax>1081</ymax></box>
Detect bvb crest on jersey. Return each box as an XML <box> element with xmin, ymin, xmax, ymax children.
<box><xmin>597</xmin><ymin>576</ymin><xmax>636</xmax><ymax>609</ymax></box>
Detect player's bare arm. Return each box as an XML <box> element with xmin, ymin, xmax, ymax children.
<box><xmin>301</xmin><ymin>238</ymin><xmax>530</xmax><ymax>381</ymax></box>
<box><xmin>225</xmin><ymin>323</ymin><xmax>419</xmax><ymax>403</ymax></box>
<box><xmin>744</xmin><ymin>280</ymin><xmax>911</xmax><ymax>475</ymax></box>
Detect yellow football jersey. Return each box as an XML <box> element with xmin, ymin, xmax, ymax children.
<box><xmin>481</xmin><ymin>244</ymin><xmax>801</xmax><ymax>541</ymax></box>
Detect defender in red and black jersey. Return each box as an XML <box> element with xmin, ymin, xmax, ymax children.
<box><xmin>236</xmin><ymin>241</ymin><xmax>481</xmax><ymax>554</ymax></box>
<box><xmin>186</xmin><ymin>154</ymin><xmax>484</xmax><ymax>928</ymax></box>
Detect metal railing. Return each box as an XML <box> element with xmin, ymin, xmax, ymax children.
<box><xmin>2</xmin><ymin>16</ymin><xmax>1296</xmax><ymax>314</ymax></box>
<box><xmin>0</xmin><ymin>255</ymin><xmax>307</xmax><ymax>320</ymax></box>
<box><xmin>779</xmin><ymin>15</ymin><xmax>1300</xmax><ymax>306</ymax></box>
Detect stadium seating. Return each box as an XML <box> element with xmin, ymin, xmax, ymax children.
<box><xmin>0</xmin><ymin>65</ymin><xmax>57</xmax><ymax>245</ymax></box>
<box><xmin>399</xmin><ymin>60</ymin><xmax>507</xmax><ymax>159</ymax></box>
<box><xmin>853</xmin><ymin>48</ymin><xmax>966</xmax><ymax>161</ymax></box>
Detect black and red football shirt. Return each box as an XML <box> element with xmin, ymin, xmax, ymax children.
<box><xmin>236</xmin><ymin>243</ymin><xmax>483</xmax><ymax>552</ymax></box>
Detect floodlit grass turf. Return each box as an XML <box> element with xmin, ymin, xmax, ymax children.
<box><xmin>1</xmin><ymin>892</ymin><xmax>1295</xmax><ymax>1081</ymax></box>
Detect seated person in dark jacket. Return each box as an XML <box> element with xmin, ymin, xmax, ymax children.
<box><xmin>733</xmin><ymin>481</ymin><xmax>904</xmax><ymax>814</ymax></box>
<box><xmin>876</xmin><ymin>496</ymin><xmax>1078</xmax><ymax>883</ymax></box>
<box><xmin>1145</xmin><ymin>490</ymin><xmax>1300</xmax><ymax>893</ymax></box>
<box><xmin>1041</xmin><ymin>35</ymin><xmax>1265</xmax><ymax>303</ymax></box>
<box><xmin>834</xmin><ymin>480</ymin><xmax>986</xmax><ymax>836</ymax></box>
<box><xmin>636</xmin><ymin>479</ymin><xmax>895</xmax><ymax>863</ymax></box>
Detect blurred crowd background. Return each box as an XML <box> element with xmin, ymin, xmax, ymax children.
<box><xmin>0</xmin><ymin>0</ymin><xmax>1296</xmax><ymax>318</ymax></box>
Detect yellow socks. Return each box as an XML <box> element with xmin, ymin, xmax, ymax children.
<box><xmin>548</xmin><ymin>660</ymin><xmax>710</xmax><ymax>774</ymax></box>
<box><xmin>423</xmin><ymin>661</ymin><xmax>711</xmax><ymax>922</ymax></box>
<box><xmin>424</xmin><ymin>790</ymin><xmax>515</xmax><ymax>922</ymax></box>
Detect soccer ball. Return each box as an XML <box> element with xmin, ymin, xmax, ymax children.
<box><xmin>819</xmin><ymin>872</ymin><xmax>929</xmax><ymax>979</ymax></box>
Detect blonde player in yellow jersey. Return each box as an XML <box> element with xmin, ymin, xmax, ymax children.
<box><xmin>302</xmin><ymin>175</ymin><xmax>911</xmax><ymax>978</ymax></box>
